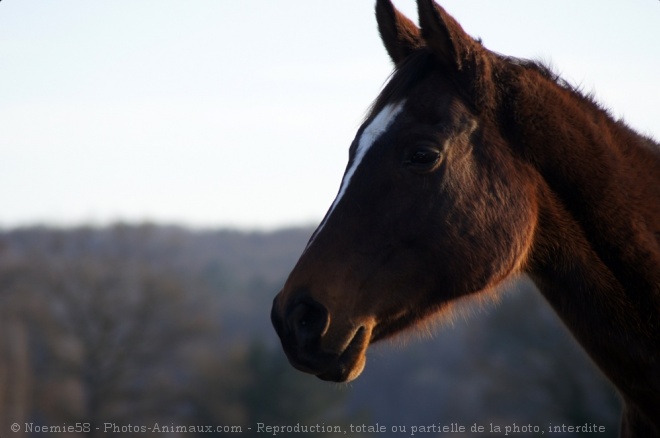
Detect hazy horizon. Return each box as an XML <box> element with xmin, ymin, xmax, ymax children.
<box><xmin>2</xmin><ymin>0</ymin><xmax>658</xmax><ymax>230</ymax></box>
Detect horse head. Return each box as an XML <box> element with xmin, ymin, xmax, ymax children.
<box><xmin>271</xmin><ymin>0</ymin><xmax>537</xmax><ymax>382</ymax></box>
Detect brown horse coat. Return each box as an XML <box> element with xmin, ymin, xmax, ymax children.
<box><xmin>272</xmin><ymin>1</ymin><xmax>660</xmax><ymax>436</ymax></box>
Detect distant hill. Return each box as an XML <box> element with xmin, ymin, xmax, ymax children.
<box><xmin>0</xmin><ymin>224</ymin><xmax>620</xmax><ymax>437</ymax></box>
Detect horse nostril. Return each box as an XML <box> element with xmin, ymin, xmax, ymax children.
<box><xmin>287</xmin><ymin>297</ymin><xmax>329</xmax><ymax>348</ymax></box>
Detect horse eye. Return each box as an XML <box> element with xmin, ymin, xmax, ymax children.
<box><xmin>404</xmin><ymin>147</ymin><xmax>441</xmax><ymax>170</ymax></box>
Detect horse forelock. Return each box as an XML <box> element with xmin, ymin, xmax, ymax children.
<box><xmin>366</xmin><ymin>50</ymin><xmax>436</xmax><ymax>121</ymax></box>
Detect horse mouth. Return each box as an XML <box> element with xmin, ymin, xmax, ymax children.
<box><xmin>315</xmin><ymin>326</ymin><xmax>369</xmax><ymax>382</ymax></box>
<box><xmin>281</xmin><ymin>325</ymin><xmax>370</xmax><ymax>383</ymax></box>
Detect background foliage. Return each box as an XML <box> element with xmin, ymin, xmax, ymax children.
<box><xmin>0</xmin><ymin>225</ymin><xmax>620</xmax><ymax>436</ymax></box>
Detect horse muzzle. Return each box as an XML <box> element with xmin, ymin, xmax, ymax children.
<box><xmin>270</xmin><ymin>291</ymin><xmax>371</xmax><ymax>382</ymax></box>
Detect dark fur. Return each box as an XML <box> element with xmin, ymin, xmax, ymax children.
<box><xmin>272</xmin><ymin>1</ymin><xmax>660</xmax><ymax>436</ymax></box>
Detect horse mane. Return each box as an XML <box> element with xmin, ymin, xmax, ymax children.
<box><xmin>505</xmin><ymin>57</ymin><xmax>577</xmax><ymax>93</ymax></box>
<box><xmin>512</xmin><ymin>56</ymin><xmax>660</xmax><ymax>156</ymax></box>
<box><xmin>368</xmin><ymin>45</ymin><xmax>659</xmax><ymax>156</ymax></box>
<box><xmin>503</xmin><ymin>56</ymin><xmax>609</xmax><ymax>115</ymax></box>
<box><xmin>366</xmin><ymin>48</ymin><xmax>594</xmax><ymax>124</ymax></box>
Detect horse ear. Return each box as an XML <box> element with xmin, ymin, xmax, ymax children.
<box><xmin>416</xmin><ymin>0</ymin><xmax>477</xmax><ymax>71</ymax></box>
<box><xmin>376</xmin><ymin>0</ymin><xmax>424</xmax><ymax>66</ymax></box>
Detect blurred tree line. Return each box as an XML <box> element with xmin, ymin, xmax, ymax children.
<box><xmin>0</xmin><ymin>224</ymin><xmax>620</xmax><ymax>437</ymax></box>
<box><xmin>0</xmin><ymin>225</ymin><xmax>356</xmax><ymax>437</ymax></box>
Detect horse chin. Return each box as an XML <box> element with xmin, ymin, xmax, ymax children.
<box><xmin>315</xmin><ymin>326</ymin><xmax>370</xmax><ymax>383</ymax></box>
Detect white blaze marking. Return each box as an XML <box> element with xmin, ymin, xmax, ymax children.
<box><xmin>305</xmin><ymin>101</ymin><xmax>406</xmax><ymax>250</ymax></box>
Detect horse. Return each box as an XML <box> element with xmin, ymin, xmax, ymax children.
<box><xmin>270</xmin><ymin>1</ymin><xmax>660</xmax><ymax>435</ymax></box>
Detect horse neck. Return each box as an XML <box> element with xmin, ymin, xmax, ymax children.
<box><xmin>502</xmin><ymin>65</ymin><xmax>660</xmax><ymax>426</ymax></box>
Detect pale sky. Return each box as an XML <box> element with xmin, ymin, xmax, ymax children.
<box><xmin>1</xmin><ymin>1</ymin><xmax>658</xmax><ymax>230</ymax></box>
